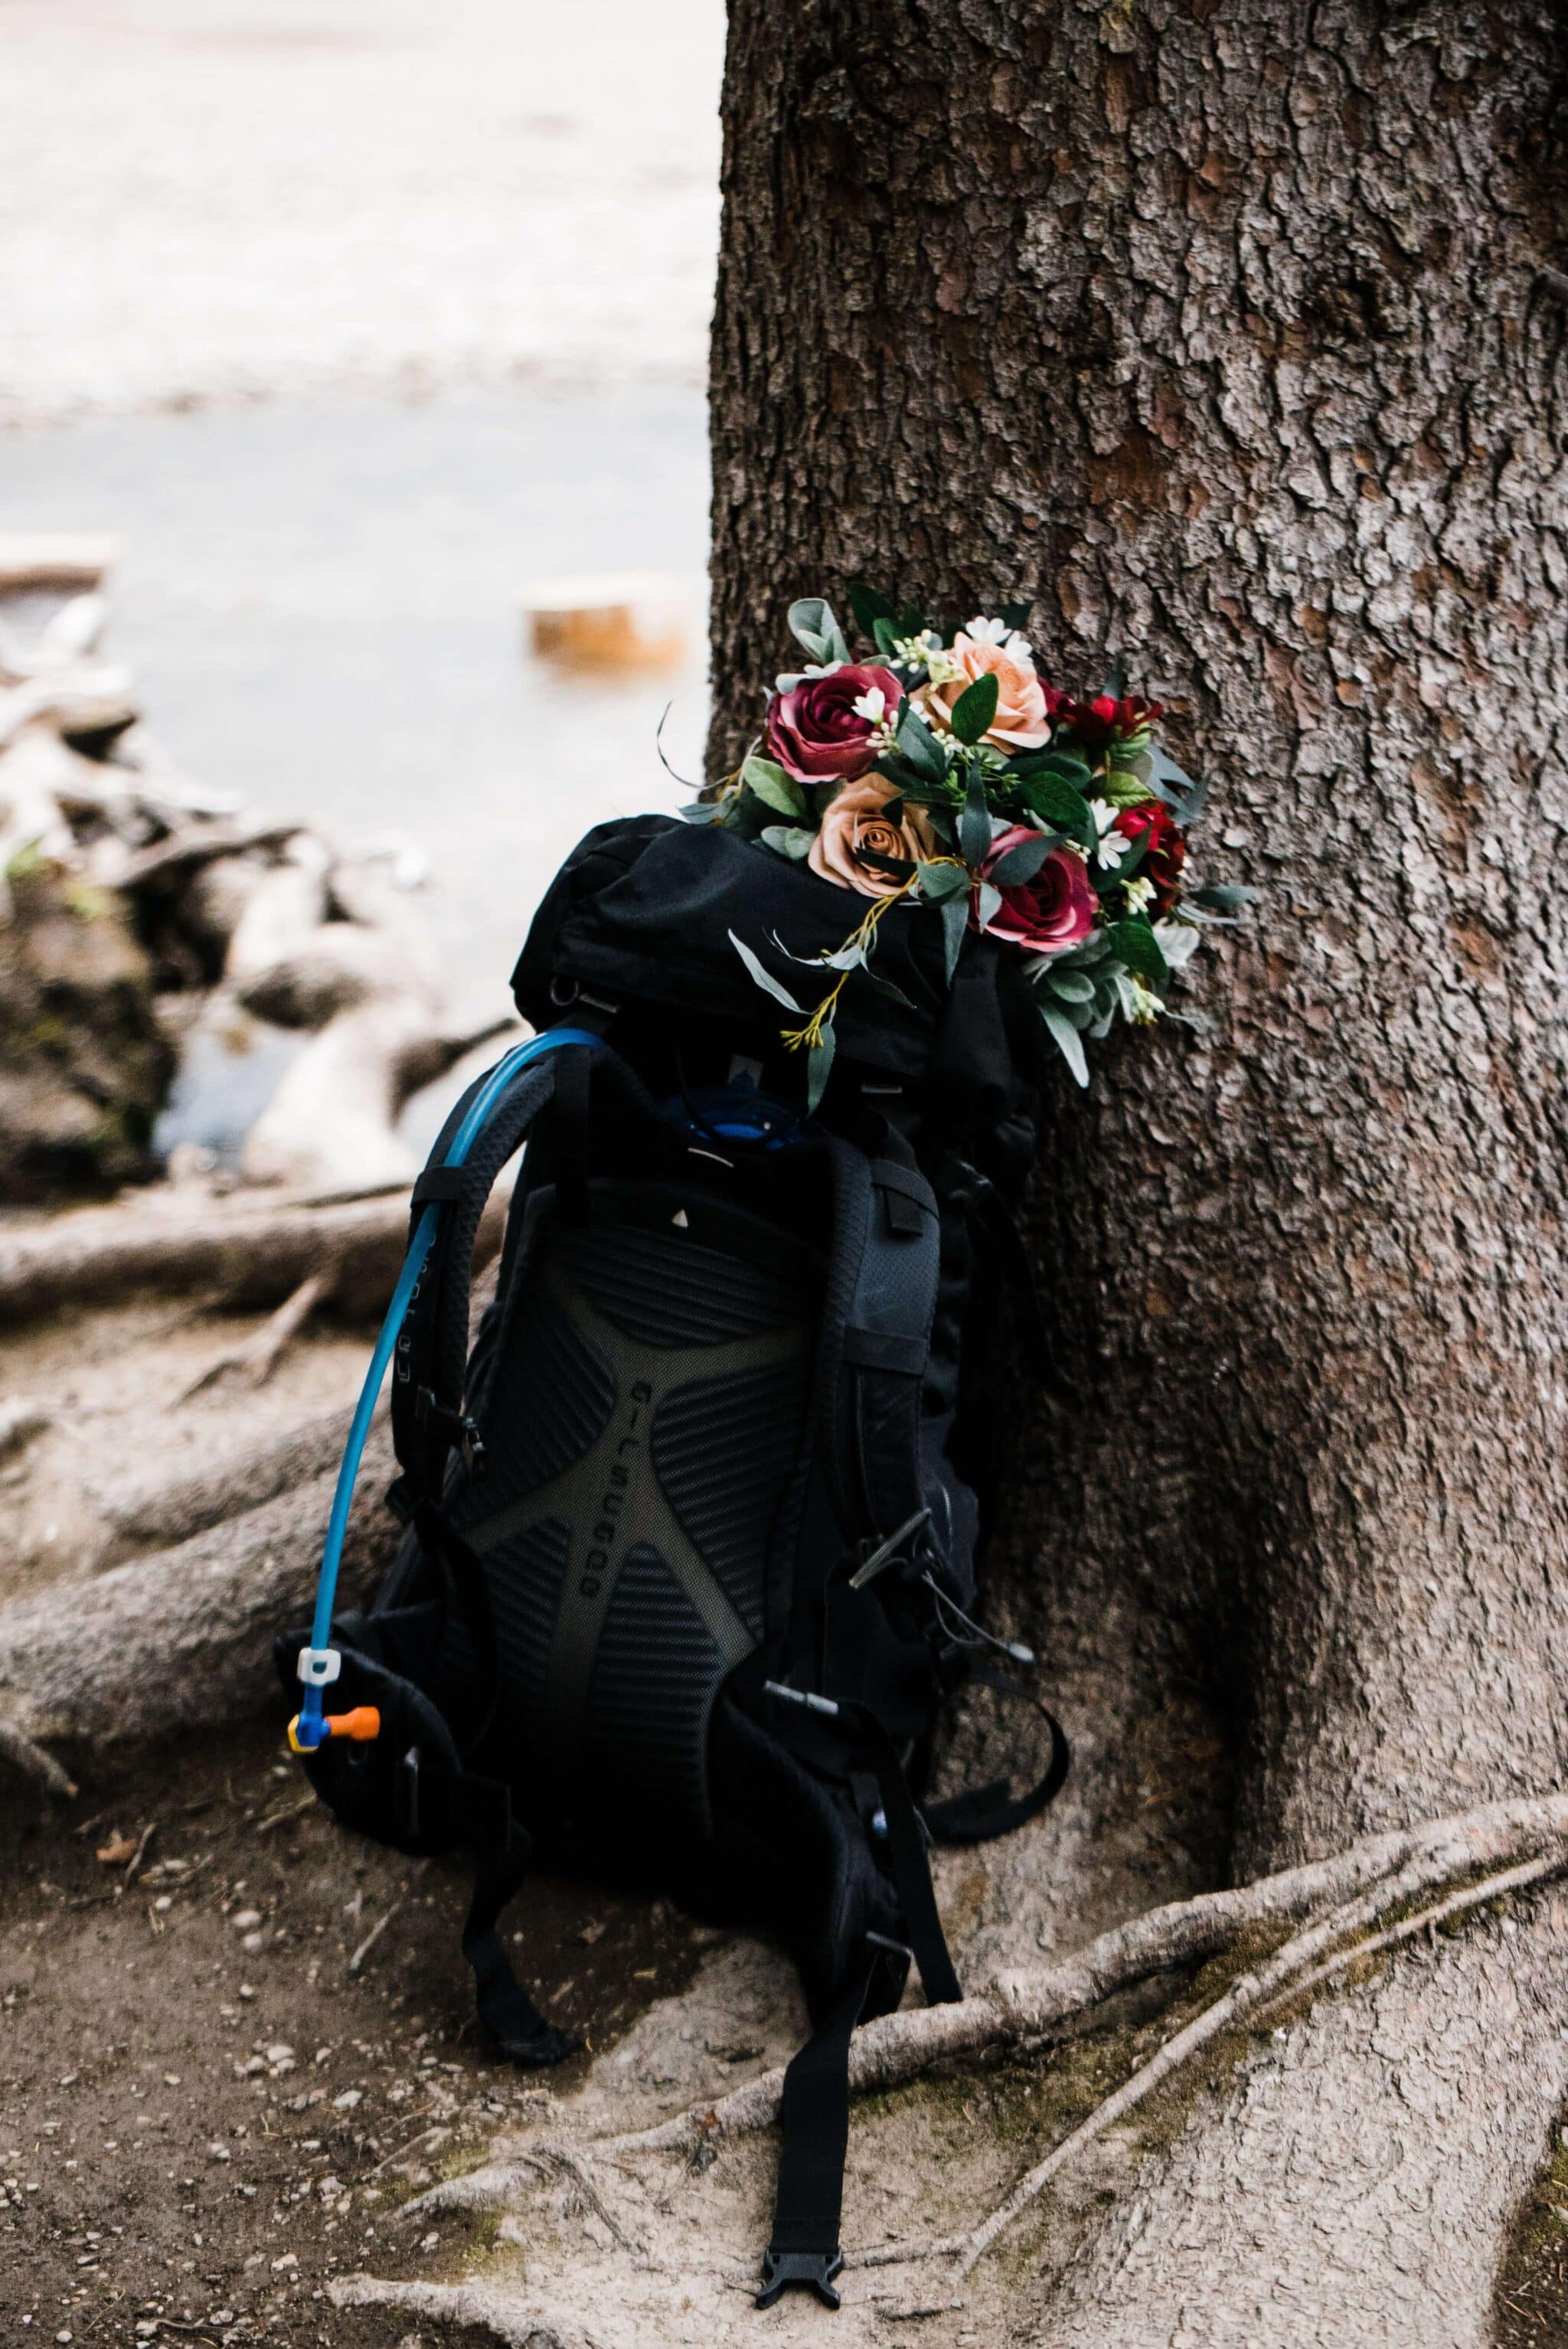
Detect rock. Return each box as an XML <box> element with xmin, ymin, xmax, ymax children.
<box><xmin>0</xmin><ymin>863</ymin><xmax>175</xmax><ymax>1201</ymax></box>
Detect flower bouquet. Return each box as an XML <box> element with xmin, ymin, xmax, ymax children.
<box><xmin>689</xmin><ymin>590</ymin><xmax>1250</xmax><ymax>1108</ymax></box>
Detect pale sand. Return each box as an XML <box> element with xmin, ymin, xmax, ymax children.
<box><xmin>0</xmin><ymin>0</ymin><xmax>724</xmax><ymax>427</ymax></box>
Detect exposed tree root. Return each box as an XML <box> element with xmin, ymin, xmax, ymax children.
<box><xmin>0</xmin><ymin>1712</ymin><xmax>77</xmax><ymax>1802</ymax></box>
<box><xmin>0</xmin><ymin>1188</ymin><xmax>411</xmax><ymax>1324</ymax></box>
<box><xmin>401</xmin><ymin>1793</ymin><xmax>1568</xmax><ymax>2252</ymax></box>
<box><xmin>101</xmin><ymin>1400</ymin><xmax>368</xmax><ymax>1551</ymax></box>
<box><xmin>857</xmin><ymin>1836</ymin><xmax>1568</xmax><ymax>2280</ymax></box>
<box><xmin>0</xmin><ymin>1180</ymin><xmax>510</xmax><ymax>1325</ymax></box>
<box><xmin>178</xmin><ymin>1269</ymin><xmax>332</xmax><ymax>1399</ymax></box>
<box><xmin>328</xmin><ymin>2275</ymin><xmax>586</xmax><ymax>2349</ymax></box>
<box><xmin>0</xmin><ymin>1424</ymin><xmax>395</xmax><ymax>1757</ymax></box>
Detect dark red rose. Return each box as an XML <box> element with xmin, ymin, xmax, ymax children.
<box><xmin>1057</xmin><ymin>691</ymin><xmax>1164</xmax><ymax>755</ymax></box>
<box><xmin>765</xmin><ymin>664</ymin><xmax>904</xmax><ymax>785</ymax></box>
<box><xmin>1113</xmin><ymin>800</ymin><xmax>1187</xmax><ymax>910</ymax></box>
<box><xmin>970</xmin><ymin>825</ymin><xmax>1096</xmax><ymax>956</ymax></box>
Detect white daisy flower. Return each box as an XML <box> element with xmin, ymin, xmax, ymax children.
<box><xmin>1089</xmin><ymin>799</ymin><xmax>1131</xmax><ymax>869</ymax></box>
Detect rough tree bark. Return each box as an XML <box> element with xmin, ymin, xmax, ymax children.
<box><xmin>706</xmin><ymin>2</ymin><xmax>1568</xmax><ymax>2339</ymax></box>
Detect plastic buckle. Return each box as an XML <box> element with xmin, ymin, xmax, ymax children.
<box><xmin>296</xmin><ymin>1647</ymin><xmax>341</xmax><ymax>1688</ymax></box>
<box><xmin>755</xmin><ymin>2246</ymin><xmax>844</xmax><ymax>2311</ymax></box>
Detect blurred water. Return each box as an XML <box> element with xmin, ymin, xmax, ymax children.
<box><xmin>2</xmin><ymin>388</ymin><xmax>711</xmax><ymax>1156</ymax></box>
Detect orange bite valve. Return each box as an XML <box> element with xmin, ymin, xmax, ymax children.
<box><xmin>325</xmin><ymin>1706</ymin><xmax>381</xmax><ymax>1742</ymax></box>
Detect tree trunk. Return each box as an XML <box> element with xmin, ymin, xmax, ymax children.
<box><xmin>709</xmin><ymin>1</ymin><xmax>1568</xmax><ymax>2337</ymax></box>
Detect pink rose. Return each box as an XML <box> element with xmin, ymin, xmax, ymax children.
<box><xmin>972</xmin><ymin>825</ymin><xmax>1095</xmax><ymax>956</ymax></box>
<box><xmin>766</xmin><ymin>664</ymin><xmax>904</xmax><ymax>785</ymax></box>
<box><xmin>808</xmin><ymin>777</ymin><xmax>936</xmax><ymax>898</ymax></box>
<box><xmin>918</xmin><ymin>632</ymin><xmax>1054</xmax><ymax>752</ymax></box>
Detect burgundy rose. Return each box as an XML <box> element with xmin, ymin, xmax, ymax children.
<box><xmin>1056</xmin><ymin>691</ymin><xmax>1164</xmax><ymax>755</ymax></box>
<box><xmin>765</xmin><ymin>664</ymin><xmax>905</xmax><ymax>785</ymax></box>
<box><xmin>1112</xmin><ymin>800</ymin><xmax>1187</xmax><ymax>910</ymax></box>
<box><xmin>971</xmin><ymin>825</ymin><xmax>1096</xmax><ymax>956</ymax></box>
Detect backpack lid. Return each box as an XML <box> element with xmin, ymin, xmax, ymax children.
<box><xmin>511</xmin><ymin>815</ymin><xmax>1050</xmax><ymax>1120</ymax></box>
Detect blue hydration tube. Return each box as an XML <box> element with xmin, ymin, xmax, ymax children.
<box><xmin>291</xmin><ymin>1027</ymin><xmax>603</xmax><ymax>1749</ymax></box>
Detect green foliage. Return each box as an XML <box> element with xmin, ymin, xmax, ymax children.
<box><xmin>949</xmin><ymin>670</ymin><xmax>1000</xmax><ymax>747</ymax></box>
<box><xmin>786</xmin><ymin>597</ymin><xmax>850</xmax><ymax>668</ymax></box>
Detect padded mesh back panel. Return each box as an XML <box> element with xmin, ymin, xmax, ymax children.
<box><xmin>445</xmin><ymin>1181</ymin><xmax>816</xmax><ymax>1844</ymax></box>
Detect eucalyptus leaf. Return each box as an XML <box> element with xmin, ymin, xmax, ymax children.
<box><xmin>916</xmin><ymin>860</ymin><xmax>969</xmax><ymax>903</ymax></box>
<box><xmin>975</xmin><ymin>880</ymin><xmax>1004</xmax><ymax>930</ymax></box>
<box><xmin>872</xmin><ymin>615</ymin><xmax>899</xmax><ymax>657</ymax></box>
<box><xmin>742</xmin><ymin>754</ymin><xmax>808</xmax><ymax>819</ymax></box>
<box><xmin>728</xmin><ymin>930</ymin><xmax>803</xmax><ymax>1013</ymax></box>
<box><xmin>895</xmin><ymin>700</ymin><xmax>949</xmax><ymax>784</ymax></box>
<box><xmin>760</xmin><ymin>823</ymin><xmax>815</xmax><ymax>860</ymax></box>
<box><xmin>1047</xmin><ymin>969</ymin><xmax>1096</xmax><ymax>1005</ymax></box>
<box><xmin>988</xmin><ymin>832</ymin><xmax>1052</xmax><ymax>887</ymax></box>
<box><xmin>866</xmin><ymin>972</ymin><xmax>917</xmax><ymax>1011</ymax></box>
<box><xmin>1191</xmin><ymin>882</ymin><xmax>1258</xmax><ymax>913</ymax></box>
<box><xmin>678</xmin><ymin>799</ymin><xmax>726</xmax><ymax>825</ymax></box>
<box><xmin>1104</xmin><ymin>916</ymin><xmax>1170</xmax><ymax>990</ymax></box>
<box><xmin>950</xmin><ymin>670</ymin><xmax>1000</xmax><ymax>747</ymax></box>
<box><xmin>787</xmin><ymin>597</ymin><xmax>850</xmax><ymax>669</ymax></box>
<box><xmin>939</xmin><ymin>892</ymin><xmax>969</xmax><ymax>982</ymax></box>
<box><xmin>769</xmin><ymin>927</ymin><xmax>864</xmax><ymax>972</ymax></box>
<box><xmin>1039</xmin><ymin>1004</ymin><xmax>1090</xmax><ymax>1087</ymax></box>
<box><xmin>805</xmin><ymin>1021</ymin><xmax>837</xmax><ymax>1115</ymax></box>
<box><xmin>959</xmin><ymin>767</ymin><xmax>993</xmax><ymax>866</ymax></box>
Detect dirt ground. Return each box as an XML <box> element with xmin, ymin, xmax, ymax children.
<box><xmin>3</xmin><ymin>1283</ymin><xmax>1566</xmax><ymax>2346</ymax></box>
<box><xmin>0</xmin><ymin>1713</ymin><xmax>707</xmax><ymax>2349</ymax></box>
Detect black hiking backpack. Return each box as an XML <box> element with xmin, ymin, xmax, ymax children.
<box><xmin>276</xmin><ymin>813</ymin><xmax>1068</xmax><ymax>2308</ymax></box>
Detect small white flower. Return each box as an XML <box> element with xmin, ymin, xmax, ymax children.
<box><xmin>851</xmin><ymin>684</ymin><xmax>887</xmax><ymax>724</ymax></box>
<box><xmin>1122</xmin><ymin>875</ymin><xmax>1155</xmax><ymax>915</ymax></box>
<box><xmin>1153</xmin><ymin>917</ymin><xmax>1202</xmax><ymax>969</ymax></box>
<box><xmin>964</xmin><ymin>615</ymin><xmax>1036</xmax><ymax>666</ymax></box>
<box><xmin>1119</xmin><ymin>974</ymin><xmax>1162</xmax><ymax>1027</ymax></box>
<box><xmin>1089</xmin><ymin>799</ymin><xmax>1130</xmax><ymax>869</ymax></box>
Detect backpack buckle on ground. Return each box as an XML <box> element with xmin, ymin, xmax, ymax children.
<box><xmin>756</xmin><ymin>2246</ymin><xmax>844</xmax><ymax>2311</ymax></box>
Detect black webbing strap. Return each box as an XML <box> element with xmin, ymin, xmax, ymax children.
<box><xmin>841</xmin><ymin>1699</ymin><xmax>961</xmax><ymax>2006</ymax></box>
<box><xmin>923</xmin><ymin>1666</ymin><xmax>1071</xmax><ymax>1846</ymax></box>
<box><xmin>756</xmin><ymin>1946</ymin><xmax>877</xmax><ymax>2309</ymax></box>
<box><xmin>462</xmin><ymin>1844</ymin><xmax>578</xmax><ymax>2066</ymax></box>
<box><xmin>757</xmin><ymin>1685</ymin><xmax>962</xmax><ymax>2306</ymax></box>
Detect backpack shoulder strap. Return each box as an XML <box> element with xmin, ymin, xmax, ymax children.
<box><xmin>390</xmin><ymin>1046</ymin><xmax>574</xmax><ymax>1505</ymax></box>
<box><xmin>815</xmin><ymin>1135</ymin><xmax>942</xmax><ymax>1549</ymax></box>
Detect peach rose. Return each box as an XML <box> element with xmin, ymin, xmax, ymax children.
<box><xmin>808</xmin><ymin>778</ymin><xmax>936</xmax><ymax>897</ymax></box>
<box><xmin>918</xmin><ymin>632</ymin><xmax>1051</xmax><ymax>752</ymax></box>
